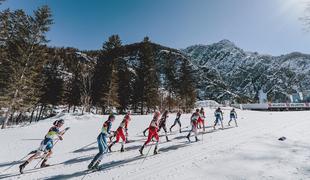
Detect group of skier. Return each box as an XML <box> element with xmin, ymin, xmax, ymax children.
<box><xmin>17</xmin><ymin>107</ymin><xmax>238</xmax><ymax>173</ymax></box>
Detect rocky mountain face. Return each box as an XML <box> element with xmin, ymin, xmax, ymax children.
<box><xmin>183</xmin><ymin>40</ymin><xmax>310</xmax><ymax>103</ymax></box>
<box><xmin>78</xmin><ymin>39</ymin><xmax>310</xmax><ymax>103</ymax></box>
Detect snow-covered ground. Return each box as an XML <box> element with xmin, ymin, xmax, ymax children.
<box><xmin>1</xmin><ymin>108</ymin><xmax>310</xmax><ymax>180</ymax></box>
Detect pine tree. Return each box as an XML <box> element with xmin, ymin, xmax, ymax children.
<box><xmin>137</xmin><ymin>37</ymin><xmax>160</xmax><ymax>114</ymax></box>
<box><xmin>117</xmin><ymin>58</ymin><xmax>132</xmax><ymax>113</ymax></box>
<box><xmin>62</xmin><ymin>48</ymin><xmax>82</xmax><ymax>113</ymax></box>
<box><xmin>179</xmin><ymin>59</ymin><xmax>196</xmax><ymax>112</ymax></box>
<box><xmin>92</xmin><ymin>58</ymin><xmax>111</xmax><ymax>113</ymax></box>
<box><xmin>0</xmin><ymin>10</ymin><xmax>14</xmax><ymax>111</ymax></box>
<box><xmin>39</xmin><ymin>57</ymin><xmax>64</xmax><ymax>108</ymax></box>
<box><xmin>92</xmin><ymin>35</ymin><xmax>122</xmax><ymax>114</ymax></box>
<box><xmin>132</xmin><ymin>70</ymin><xmax>143</xmax><ymax>113</ymax></box>
<box><xmin>65</xmin><ymin>75</ymin><xmax>81</xmax><ymax>113</ymax></box>
<box><xmin>105</xmin><ymin>63</ymin><xmax>119</xmax><ymax>112</ymax></box>
<box><xmin>0</xmin><ymin>6</ymin><xmax>53</xmax><ymax>128</ymax></box>
<box><xmin>163</xmin><ymin>51</ymin><xmax>178</xmax><ymax>111</ymax></box>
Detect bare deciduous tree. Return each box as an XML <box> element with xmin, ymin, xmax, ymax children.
<box><xmin>80</xmin><ymin>63</ymin><xmax>94</xmax><ymax>114</ymax></box>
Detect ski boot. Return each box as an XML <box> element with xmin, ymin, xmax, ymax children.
<box><xmin>19</xmin><ymin>161</ymin><xmax>29</xmax><ymax>174</ymax></box>
<box><xmin>87</xmin><ymin>158</ymin><xmax>98</xmax><ymax>170</ymax></box>
<box><xmin>179</xmin><ymin>129</ymin><xmax>182</xmax><ymax>133</ymax></box>
<box><xmin>108</xmin><ymin>143</ymin><xmax>114</xmax><ymax>152</ymax></box>
<box><xmin>120</xmin><ymin>145</ymin><xmax>125</xmax><ymax>152</ymax></box>
<box><xmin>40</xmin><ymin>159</ymin><xmax>50</xmax><ymax>168</ymax></box>
<box><xmin>166</xmin><ymin>136</ymin><xmax>169</xmax><ymax>142</ymax></box>
<box><xmin>92</xmin><ymin>160</ymin><xmax>101</xmax><ymax>170</ymax></box>
<box><xmin>186</xmin><ymin>134</ymin><xmax>191</xmax><ymax>142</ymax></box>
<box><xmin>195</xmin><ymin>136</ymin><xmax>199</xmax><ymax>142</ymax></box>
<box><xmin>139</xmin><ymin>145</ymin><xmax>144</xmax><ymax>155</ymax></box>
<box><xmin>154</xmin><ymin>146</ymin><xmax>158</xmax><ymax>155</ymax></box>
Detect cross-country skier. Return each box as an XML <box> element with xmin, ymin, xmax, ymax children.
<box><xmin>142</xmin><ymin>111</ymin><xmax>168</xmax><ymax>138</ymax></box>
<box><xmin>158</xmin><ymin>110</ymin><xmax>169</xmax><ymax>142</ymax></box>
<box><xmin>139</xmin><ymin>111</ymin><xmax>161</xmax><ymax>155</ymax></box>
<box><xmin>186</xmin><ymin>109</ymin><xmax>200</xmax><ymax>142</ymax></box>
<box><xmin>124</xmin><ymin>111</ymin><xmax>131</xmax><ymax>142</ymax></box>
<box><xmin>108</xmin><ymin>112</ymin><xmax>131</xmax><ymax>152</ymax></box>
<box><xmin>169</xmin><ymin>110</ymin><xmax>182</xmax><ymax>133</ymax></box>
<box><xmin>228</xmin><ymin>108</ymin><xmax>238</xmax><ymax>127</ymax></box>
<box><xmin>197</xmin><ymin>107</ymin><xmax>206</xmax><ymax>131</ymax></box>
<box><xmin>213</xmin><ymin>107</ymin><xmax>224</xmax><ymax>130</ymax></box>
<box><xmin>19</xmin><ymin>119</ymin><xmax>66</xmax><ymax>174</ymax></box>
<box><xmin>87</xmin><ymin>114</ymin><xmax>115</xmax><ymax>170</ymax></box>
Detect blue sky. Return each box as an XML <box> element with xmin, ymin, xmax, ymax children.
<box><xmin>1</xmin><ymin>0</ymin><xmax>310</xmax><ymax>55</ymax></box>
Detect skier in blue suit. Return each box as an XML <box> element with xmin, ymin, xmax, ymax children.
<box><xmin>213</xmin><ymin>107</ymin><xmax>224</xmax><ymax>130</ymax></box>
<box><xmin>88</xmin><ymin>114</ymin><xmax>115</xmax><ymax>170</ymax></box>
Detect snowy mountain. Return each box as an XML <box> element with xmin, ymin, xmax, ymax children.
<box><xmin>111</xmin><ymin>42</ymin><xmax>232</xmax><ymax>103</ymax></box>
<box><xmin>57</xmin><ymin>40</ymin><xmax>310</xmax><ymax>104</ymax></box>
<box><xmin>184</xmin><ymin>40</ymin><xmax>310</xmax><ymax>103</ymax></box>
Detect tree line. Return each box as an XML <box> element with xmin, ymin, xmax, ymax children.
<box><xmin>0</xmin><ymin>6</ymin><xmax>196</xmax><ymax>128</ymax></box>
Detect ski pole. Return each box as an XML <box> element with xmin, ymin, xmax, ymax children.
<box><xmin>0</xmin><ymin>151</ymin><xmax>34</xmax><ymax>174</ymax></box>
<box><xmin>34</xmin><ymin>127</ymin><xmax>70</xmax><ymax>168</ymax></box>
<box><xmin>235</xmin><ymin>118</ymin><xmax>238</xmax><ymax>127</ymax></box>
<box><xmin>201</xmin><ymin>128</ymin><xmax>204</xmax><ymax>144</ymax></box>
<box><xmin>34</xmin><ymin>139</ymin><xmax>60</xmax><ymax>169</ymax></box>
<box><xmin>171</xmin><ymin>125</ymin><xmax>189</xmax><ymax>134</ymax></box>
<box><xmin>140</xmin><ymin>143</ymin><xmax>154</xmax><ymax>166</ymax></box>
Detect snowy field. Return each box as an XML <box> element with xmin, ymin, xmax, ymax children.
<box><xmin>0</xmin><ymin>108</ymin><xmax>310</xmax><ymax>180</ymax></box>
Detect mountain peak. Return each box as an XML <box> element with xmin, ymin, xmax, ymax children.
<box><xmin>216</xmin><ymin>39</ymin><xmax>236</xmax><ymax>47</ymax></box>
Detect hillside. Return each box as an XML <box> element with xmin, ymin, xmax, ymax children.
<box><xmin>184</xmin><ymin>40</ymin><xmax>310</xmax><ymax>102</ymax></box>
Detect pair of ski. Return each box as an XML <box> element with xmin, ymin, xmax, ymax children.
<box><xmin>186</xmin><ymin>136</ymin><xmax>200</xmax><ymax>143</ymax></box>
<box><xmin>82</xmin><ymin>159</ymin><xmax>122</xmax><ymax>180</ymax></box>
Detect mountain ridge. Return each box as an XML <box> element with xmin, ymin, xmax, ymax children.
<box><xmin>183</xmin><ymin>39</ymin><xmax>310</xmax><ymax>102</ymax></box>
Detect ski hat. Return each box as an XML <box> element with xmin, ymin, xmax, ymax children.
<box><xmin>154</xmin><ymin>111</ymin><xmax>161</xmax><ymax>118</ymax></box>
<box><xmin>108</xmin><ymin>114</ymin><xmax>115</xmax><ymax>121</ymax></box>
<box><xmin>53</xmin><ymin>119</ymin><xmax>64</xmax><ymax>126</ymax></box>
<box><xmin>196</xmin><ymin>109</ymin><xmax>199</xmax><ymax>112</ymax></box>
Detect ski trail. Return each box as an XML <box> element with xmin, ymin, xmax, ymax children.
<box><xmin>84</xmin><ymin>114</ymin><xmax>308</xmax><ymax>180</ymax></box>
<box><xmin>2</xmin><ymin>110</ymin><xmax>310</xmax><ymax>179</ymax></box>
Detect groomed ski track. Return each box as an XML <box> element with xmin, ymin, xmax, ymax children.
<box><xmin>0</xmin><ymin>108</ymin><xmax>310</xmax><ymax>180</ymax></box>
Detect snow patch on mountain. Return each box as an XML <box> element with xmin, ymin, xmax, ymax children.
<box><xmin>184</xmin><ymin>40</ymin><xmax>310</xmax><ymax>102</ymax></box>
